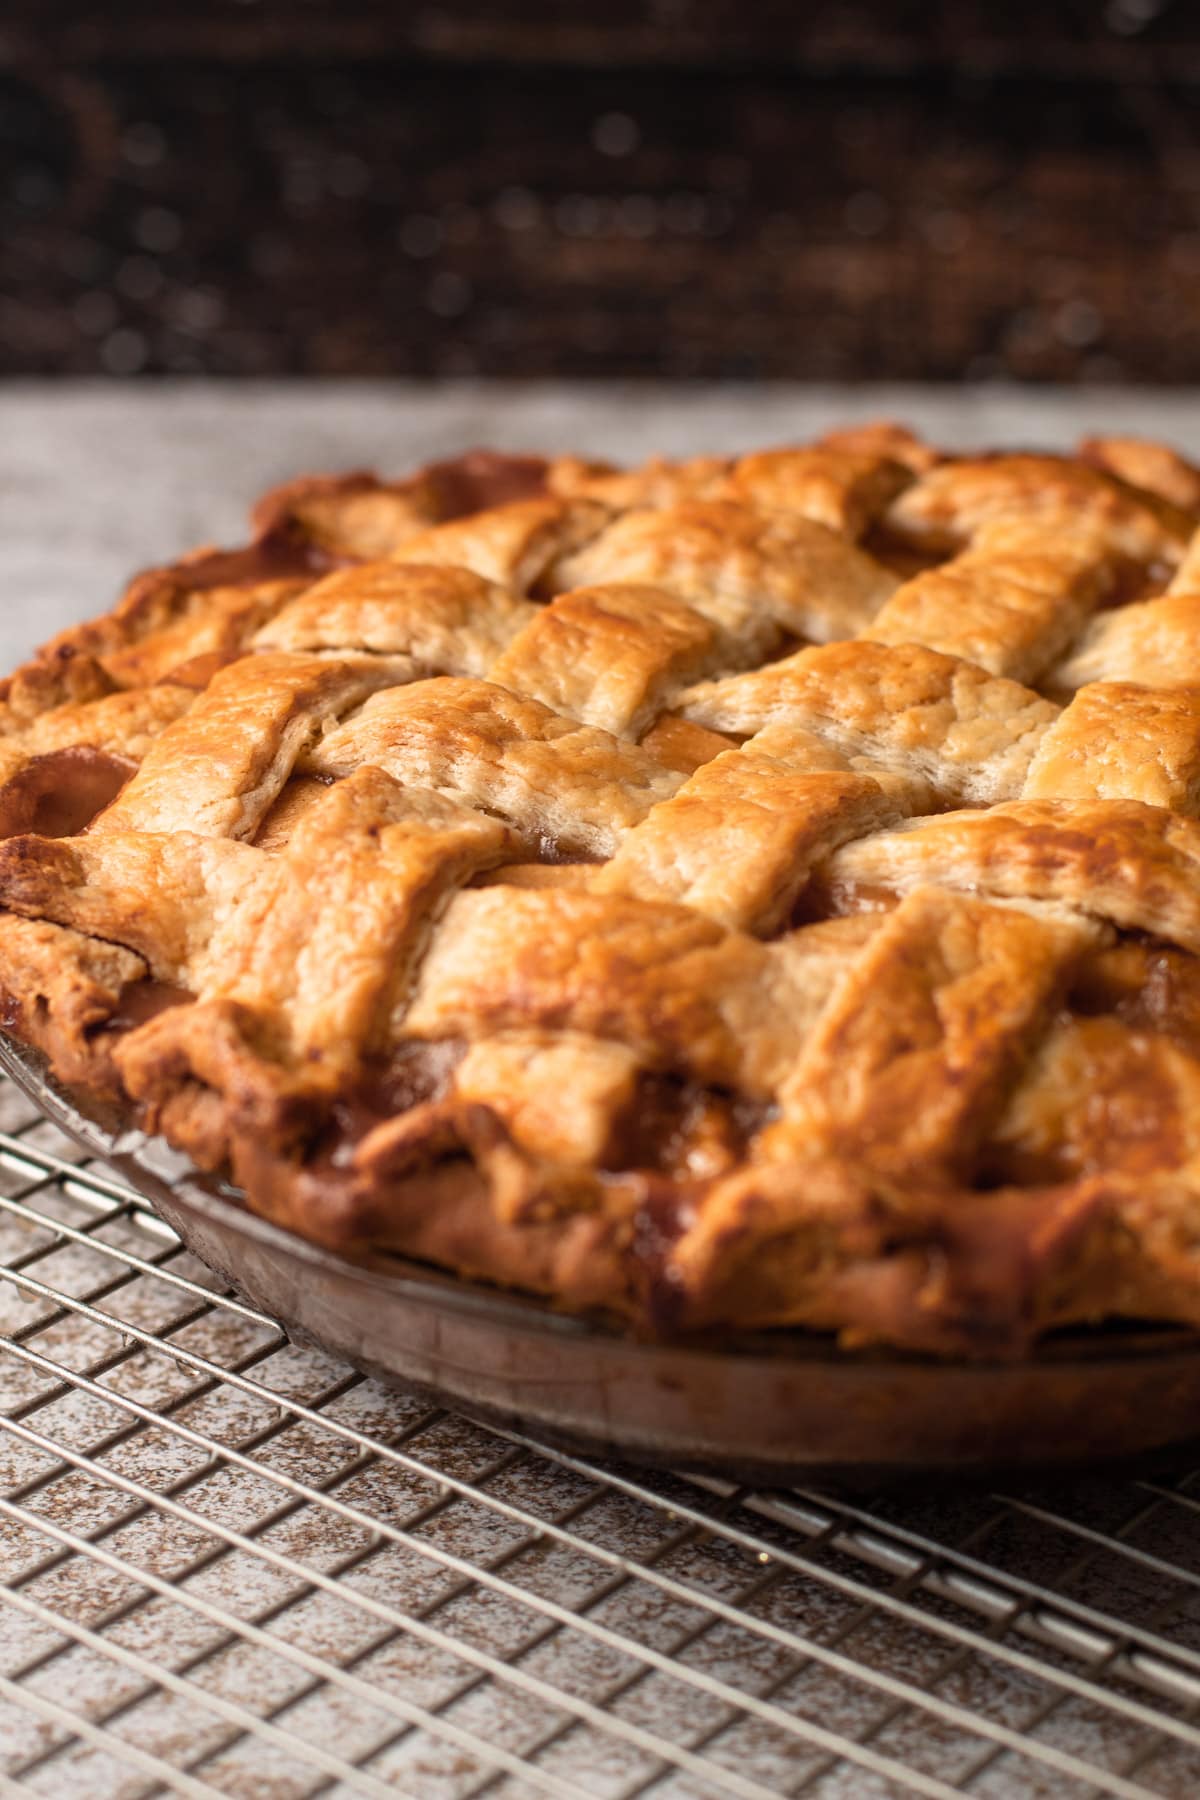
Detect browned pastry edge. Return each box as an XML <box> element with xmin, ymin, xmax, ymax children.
<box><xmin>6</xmin><ymin>435</ymin><xmax>1200</xmax><ymax>1358</ymax></box>
<box><xmin>9</xmin><ymin>951</ymin><xmax>1195</xmax><ymax>1359</ymax></box>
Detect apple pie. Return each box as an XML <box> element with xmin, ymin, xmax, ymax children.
<box><xmin>5</xmin><ymin>430</ymin><xmax>1200</xmax><ymax>1354</ymax></box>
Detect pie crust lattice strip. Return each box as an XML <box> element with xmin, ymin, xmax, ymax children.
<box><xmin>6</xmin><ymin>430</ymin><xmax>1200</xmax><ymax>1356</ymax></box>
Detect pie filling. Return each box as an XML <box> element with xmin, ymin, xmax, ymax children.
<box><xmin>0</xmin><ymin>746</ymin><xmax>134</xmax><ymax>839</ymax></box>
<box><xmin>325</xmin><ymin>1040</ymin><xmax>467</xmax><ymax>1158</ymax></box>
<box><xmin>5</xmin><ymin>435</ymin><xmax>1200</xmax><ymax>1353</ymax></box>
<box><xmin>98</xmin><ymin>978</ymin><xmax>196</xmax><ymax>1035</ymax></box>
<box><xmin>421</xmin><ymin>450</ymin><xmax>549</xmax><ymax>515</ymax></box>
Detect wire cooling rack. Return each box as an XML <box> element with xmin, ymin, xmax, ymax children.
<box><xmin>1</xmin><ymin>1069</ymin><xmax>1200</xmax><ymax>1797</ymax></box>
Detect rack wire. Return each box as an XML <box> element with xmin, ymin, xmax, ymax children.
<box><xmin>0</xmin><ymin>1067</ymin><xmax>1199</xmax><ymax>1798</ymax></box>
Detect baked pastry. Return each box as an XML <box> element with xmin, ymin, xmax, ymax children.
<box><xmin>6</xmin><ymin>430</ymin><xmax>1200</xmax><ymax>1355</ymax></box>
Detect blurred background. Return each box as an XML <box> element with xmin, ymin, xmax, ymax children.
<box><xmin>7</xmin><ymin>0</ymin><xmax>1200</xmax><ymax>654</ymax></box>
<box><xmin>5</xmin><ymin>0</ymin><xmax>1200</xmax><ymax>385</ymax></box>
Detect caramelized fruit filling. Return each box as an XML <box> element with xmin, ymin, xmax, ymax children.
<box><xmin>608</xmin><ymin>1076</ymin><xmax>768</xmax><ymax>1181</ymax></box>
<box><xmin>424</xmin><ymin>451</ymin><xmax>548</xmax><ymax>516</ymax></box>
<box><xmin>95</xmin><ymin>978</ymin><xmax>196</xmax><ymax>1036</ymax></box>
<box><xmin>0</xmin><ymin>747</ymin><xmax>134</xmax><ymax>839</ymax></box>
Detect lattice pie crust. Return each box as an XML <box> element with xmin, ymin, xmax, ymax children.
<box><xmin>6</xmin><ymin>428</ymin><xmax>1200</xmax><ymax>1353</ymax></box>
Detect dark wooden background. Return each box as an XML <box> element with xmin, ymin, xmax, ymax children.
<box><xmin>4</xmin><ymin>2</ymin><xmax>1200</xmax><ymax>381</ymax></box>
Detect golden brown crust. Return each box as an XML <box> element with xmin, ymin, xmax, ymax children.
<box><xmin>1022</xmin><ymin>682</ymin><xmax>1200</xmax><ymax>810</ymax></box>
<box><xmin>0</xmin><ymin>913</ymin><xmax>148</xmax><ymax>1094</ymax></box>
<box><xmin>8</xmin><ymin>434</ymin><xmax>1200</xmax><ymax>1356</ymax></box>
<box><xmin>885</xmin><ymin>452</ymin><xmax>1195</xmax><ymax>563</ymax></box>
<box><xmin>251</xmin><ymin>561</ymin><xmax>537</xmax><ymax>675</ymax></box>
<box><xmin>1079</xmin><ymin>435</ymin><xmax>1200</xmax><ymax>511</ymax></box>
<box><xmin>555</xmin><ymin>499</ymin><xmax>899</xmax><ymax>653</ymax></box>
<box><xmin>678</xmin><ymin>639</ymin><xmax>1059</xmax><ymax>806</ymax></box>
<box><xmin>772</xmin><ymin>887</ymin><xmax>1093</xmax><ymax>1178</ymax></box>
<box><xmin>665</xmin><ymin>1159</ymin><xmax>1115</xmax><ymax>1352</ymax></box>
<box><xmin>490</xmin><ymin>583</ymin><xmax>720</xmax><ymax>737</ymax></box>
<box><xmin>823</xmin><ymin>798</ymin><xmax>1200</xmax><ymax>950</ymax></box>
<box><xmin>404</xmin><ymin>885</ymin><xmax>820</xmax><ymax>1094</ymax></box>
<box><xmin>595</xmin><ymin>738</ymin><xmax>900</xmax><ymax>933</ymax></box>
<box><xmin>1050</xmin><ymin>588</ymin><xmax>1200</xmax><ymax>692</ymax></box>
<box><xmin>862</xmin><ymin>519</ymin><xmax>1116</xmax><ymax>684</ymax></box>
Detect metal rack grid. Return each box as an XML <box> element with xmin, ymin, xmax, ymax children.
<box><xmin>1</xmin><ymin>1069</ymin><xmax>1200</xmax><ymax>1798</ymax></box>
